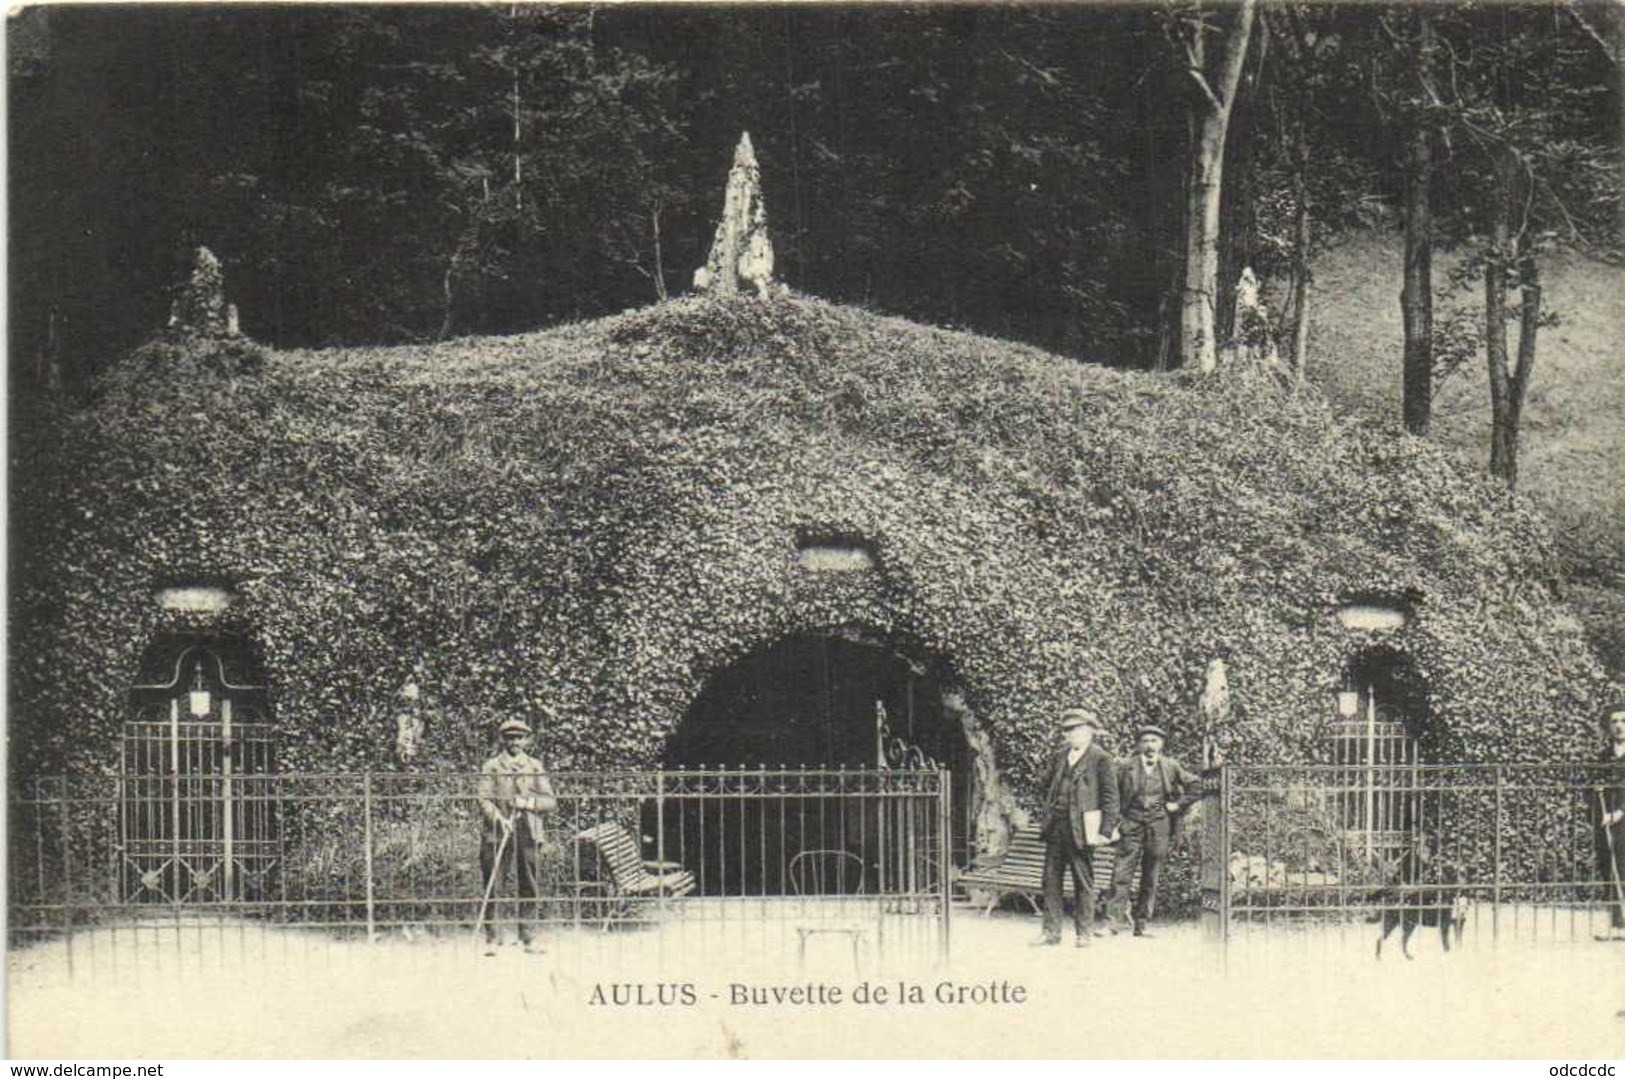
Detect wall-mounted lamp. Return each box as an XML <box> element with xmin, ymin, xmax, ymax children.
<box><xmin>795</xmin><ymin>544</ymin><xmax>876</xmax><ymax>572</ymax></box>
<box><xmin>794</xmin><ymin>530</ymin><xmax>878</xmax><ymax>572</ymax></box>
<box><xmin>156</xmin><ymin>586</ymin><xmax>235</xmax><ymax>614</ymax></box>
<box><xmin>187</xmin><ymin>662</ymin><xmax>212</xmax><ymax>717</ymax></box>
<box><xmin>1335</xmin><ymin>603</ymin><xmax>1409</xmax><ymax>632</ymax></box>
<box><xmin>1335</xmin><ymin>689</ymin><xmax>1361</xmax><ymax>717</ymax></box>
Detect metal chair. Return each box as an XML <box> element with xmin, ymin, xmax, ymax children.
<box><xmin>789</xmin><ymin>849</ymin><xmax>872</xmax><ymax>968</ymax></box>
<box><xmin>789</xmin><ymin>849</ymin><xmax>867</xmax><ymax>897</ymax></box>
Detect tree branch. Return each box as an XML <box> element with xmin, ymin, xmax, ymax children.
<box><xmin>1186</xmin><ymin>65</ymin><xmax>1224</xmax><ymax>113</ymax></box>
<box><xmin>1180</xmin><ymin>27</ymin><xmax>1224</xmax><ymax>113</ymax></box>
<box><xmin>1512</xmin><ymin>153</ymin><xmax>1537</xmax><ymax>251</ymax></box>
<box><xmin>1538</xmin><ymin>175</ymin><xmax>1584</xmax><ymax>244</ymax></box>
<box><xmin>1566</xmin><ymin>2</ymin><xmax>1614</xmax><ymax>56</ymax></box>
<box><xmin>998</xmin><ymin>47</ymin><xmax>1063</xmax><ymax>88</ymax></box>
<box><xmin>1213</xmin><ymin>0</ymin><xmax>1257</xmax><ymax>121</ymax></box>
<box><xmin>1377</xmin><ymin>11</ymin><xmax>1407</xmax><ymax>49</ymax></box>
<box><xmin>1254</xmin><ymin>6</ymin><xmax>1269</xmax><ymax>78</ymax></box>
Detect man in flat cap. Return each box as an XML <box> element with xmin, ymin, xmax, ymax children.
<box><xmin>476</xmin><ymin>716</ymin><xmax>558</xmax><ymax>954</ymax></box>
<box><xmin>1595</xmin><ymin>706</ymin><xmax>1625</xmax><ymax>941</ymax></box>
<box><xmin>1108</xmin><ymin>723</ymin><xmax>1202</xmax><ymax>937</ymax></box>
<box><xmin>1035</xmin><ymin>707</ymin><xmax>1120</xmax><ymax>947</ymax></box>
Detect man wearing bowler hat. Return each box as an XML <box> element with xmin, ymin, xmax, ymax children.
<box><xmin>1108</xmin><ymin>723</ymin><xmax>1202</xmax><ymax>937</ymax></box>
<box><xmin>1035</xmin><ymin>707</ymin><xmax>1120</xmax><ymax>947</ymax></box>
<box><xmin>476</xmin><ymin>716</ymin><xmax>557</xmax><ymax>954</ymax></box>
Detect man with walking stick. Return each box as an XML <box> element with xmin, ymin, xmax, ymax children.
<box><xmin>1595</xmin><ymin>706</ymin><xmax>1625</xmax><ymax>942</ymax></box>
<box><xmin>477</xmin><ymin>717</ymin><xmax>557</xmax><ymax>955</ymax></box>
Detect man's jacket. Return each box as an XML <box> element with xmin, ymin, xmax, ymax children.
<box><xmin>477</xmin><ymin>751</ymin><xmax>557</xmax><ymax>839</ymax></box>
<box><xmin>1117</xmin><ymin>754</ymin><xmax>1202</xmax><ymax>835</ymax></box>
<box><xmin>1041</xmin><ymin>741</ymin><xmax>1120</xmax><ymax>849</ymax></box>
<box><xmin>1592</xmin><ymin>747</ymin><xmax>1624</xmax><ymax>837</ymax></box>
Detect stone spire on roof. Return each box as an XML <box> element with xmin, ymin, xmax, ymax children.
<box><xmin>693</xmin><ymin>132</ymin><xmax>778</xmax><ymax>299</ymax></box>
<box><xmin>167</xmin><ymin>245</ymin><xmax>240</xmax><ymax>337</ymax></box>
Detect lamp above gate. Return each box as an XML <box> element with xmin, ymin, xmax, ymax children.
<box><xmin>188</xmin><ymin>662</ymin><xmax>212</xmax><ymax>717</ymax></box>
<box><xmin>1335</xmin><ymin>687</ymin><xmax>1361</xmax><ymax>717</ymax></box>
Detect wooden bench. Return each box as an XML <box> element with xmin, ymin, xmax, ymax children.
<box><xmin>570</xmin><ymin>822</ymin><xmax>696</xmax><ymax>926</ymax></box>
<box><xmin>957</xmin><ymin>828</ymin><xmax>1130</xmax><ymax>916</ymax></box>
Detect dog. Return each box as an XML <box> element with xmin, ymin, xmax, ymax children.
<box><xmin>1374</xmin><ymin>847</ymin><xmax>1469</xmax><ymax>960</ymax></box>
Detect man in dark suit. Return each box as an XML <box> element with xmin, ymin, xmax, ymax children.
<box><xmin>1108</xmin><ymin>724</ymin><xmax>1201</xmax><ymax>937</ymax></box>
<box><xmin>1034</xmin><ymin>707</ymin><xmax>1120</xmax><ymax>947</ymax></box>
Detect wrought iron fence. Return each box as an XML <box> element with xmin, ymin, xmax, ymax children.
<box><xmin>1201</xmin><ymin>762</ymin><xmax>1625</xmax><ymax>949</ymax></box>
<box><xmin>9</xmin><ymin>766</ymin><xmax>952</xmax><ymax>970</ymax></box>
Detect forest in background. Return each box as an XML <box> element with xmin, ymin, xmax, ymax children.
<box><xmin>9</xmin><ymin>3</ymin><xmax>1625</xmax><ymax>664</ymax></box>
<box><xmin>11</xmin><ymin>4</ymin><xmax>1616</xmax><ymax>382</ymax></box>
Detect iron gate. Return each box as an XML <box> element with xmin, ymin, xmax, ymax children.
<box><xmin>119</xmin><ymin>643</ymin><xmax>277</xmax><ymax>904</ymax></box>
<box><xmin>14</xmin><ymin>766</ymin><xmax>952</xmax><ymax>967</ymax></box>
<box><xmin>1200</xmin><ymin>762</ymin><xmax>1625</xmax><ymax>946</ymax></box>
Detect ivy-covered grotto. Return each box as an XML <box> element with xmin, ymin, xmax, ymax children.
<box><xmin>10</xmin><ymin>252</ymin><xmax>1608</xmax><ymax>887</ymax></box>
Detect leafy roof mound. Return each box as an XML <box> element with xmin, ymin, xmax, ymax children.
<box><xmin>13</xmin><ymin>294</ymin><xmax>1607</xmax><ymax>779</ymax></box>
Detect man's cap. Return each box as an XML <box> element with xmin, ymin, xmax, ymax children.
<box><xmin>1059</xmin><ymin>708</ymin><xmax>1099</xmax><ymax>731</ymax></box>
<box><xmin>499</xmin><ymin>718</ymin><xmax>533</xmax><ymax>737</ymax></box>
<box><xmin>1137</xmin><ymin>723</ymin><xmax>1168</xmax><ymax>741</ymax></box>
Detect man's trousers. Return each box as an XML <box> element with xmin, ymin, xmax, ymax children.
<box><xmin>1598</xmin><ymin>814</ymin><xmax>1625</xmax><ymax>930</ymax></box>
<box><xmin>1040</xmin><ymin>818</ymin><xmax>1097</xmax><ymax>941</ymax></box>
<box><xmin>1108</xmin><ymin>816</ymin><xmax>1170</xmax><ymax>927</ymax></box>
<box><xmin>479</xmin><ymin>821</ymin><xmax>544</xmax><ymax>943</ymax></box>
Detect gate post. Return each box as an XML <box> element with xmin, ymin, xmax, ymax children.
<box><xmin>1492</xmin><ymin>765</ymin><xmax>1503</xmax><ymax>943</ymax></box>
<box><xmin>362</xmin><ymin>771</ymin><xmax>377</xmax><ymax>943</ymax></box>
<box><xmin>655</xmin><ymin>769</ymin><xmax>666</xmax><ymax>905</ymax></box>
<box><xmin>1198</xmin><ymin>764</ymin><xmax>1230</xmax><ymax>947</ymax></box>
<box><xmin>1220</xmin><ymin>764</ymin><xmax>1231</xmax><ymax>946</ymax></box>
<box><xmin>938</xmin><ymin>765</ymin><xmax>952</xmax><ymax>960</ymax></box>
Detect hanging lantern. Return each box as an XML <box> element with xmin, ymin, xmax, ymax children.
<box><xmin>188</xmin><ymin>661</ymin><xmax>212</xmax><ymax>717</ymax></box>
<box><xmin>1335</xmin><ymin>688</ymin><xmax>1360</xmax><ymax>717</ymax></box>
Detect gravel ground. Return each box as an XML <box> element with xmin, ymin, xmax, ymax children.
<box><xmin>8</xmin><ymin>904</ymin><xmax>1623</xmax><ymax>1059</ymax></box>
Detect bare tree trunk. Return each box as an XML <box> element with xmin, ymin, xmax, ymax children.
<box><xmin>438</xmin><ymin>259</ymin><xmax>456</xmax><ymax>341</ymax></box>
<box><xmin>1400</xmin><ymin>11</ymin><xmax>1434</xmax><ymax>436</ymax></box>
<box><xmin>1506</xmin><ymin>256</ymin><xmax>1541</xmax><ymax>489</ymax></box>
<box><xmin>510</xmin><ymin>3</ymin><xmax>523</xmax><ymax>210</ymax></box>
<box><xmin>1287</xmin><ymin>114</ymin><xmax>1311</xmax><ymax>381</ymax></box>
<box><xmin>1400</xmin><ymin>122</ymin><xmax>1433</xmax><ymax>435</ymax></box>
<box><xmin>651</xmin><ymin>204</ymin><xmax>668</xmax><ymax>302</ymax></box>
<box><xmin>1180</xmin><ymin>0</ymin><xmax>1257</xmax><ymax>373</ymax></box>
<box><xmin>1484</xmin><ymin>252</ymin><xmax>1513</xmax><ymax>486</ymax></box>
<box><xmin>1288</xmin><ymin>257</ymin><xmax>1310</xmax><ymax>383</ymax></box>
<box><xmin>40</xmin><ymin>305</ymin><xmax>64</xmax><ymax>394</ymax></box>
<box><xmin>1216</xmin><ymin>34</ymin><xmax>1263</xmax><ymax>350</ymax></box>
<box><xmin>1182</xmin><ymin>120</ymin><xmax>1225</xmax><ymax>373</ymax></box>
<box><xmin>1155</xmin><ymin>287</ymin><xmax>1175</xmax><ymax>372</ymax></box>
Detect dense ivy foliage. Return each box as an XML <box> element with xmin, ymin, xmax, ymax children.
<box><xmin>10</xmin><ymin>297</ymin><xmax>1607</xmax><ymax>810</ymax></box>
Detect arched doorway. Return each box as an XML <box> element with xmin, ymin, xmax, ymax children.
<box><xmin>655</xmin><ymin>631</ymin><xmax>972</xmax><ymax>896</ymax></box>
<box><xmin>1328</xmin><ymin>648</ymin><xmax>1429</xmax><ymax>863</ymax></box>
<box><xmin>122</xmin><ymin>633</ymin><xmax>275</xmax><ymax>903</ymax></box>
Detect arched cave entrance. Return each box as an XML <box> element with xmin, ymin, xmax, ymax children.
<box><xmin>652</xmin><ymin>631</ymin><xmax>973</xmax><ymax>896</ymax></box>
<box><xmin>1327</xmin><ymin>647</ymin><xmax>1433</xmax><ymax>864</ymax></box>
